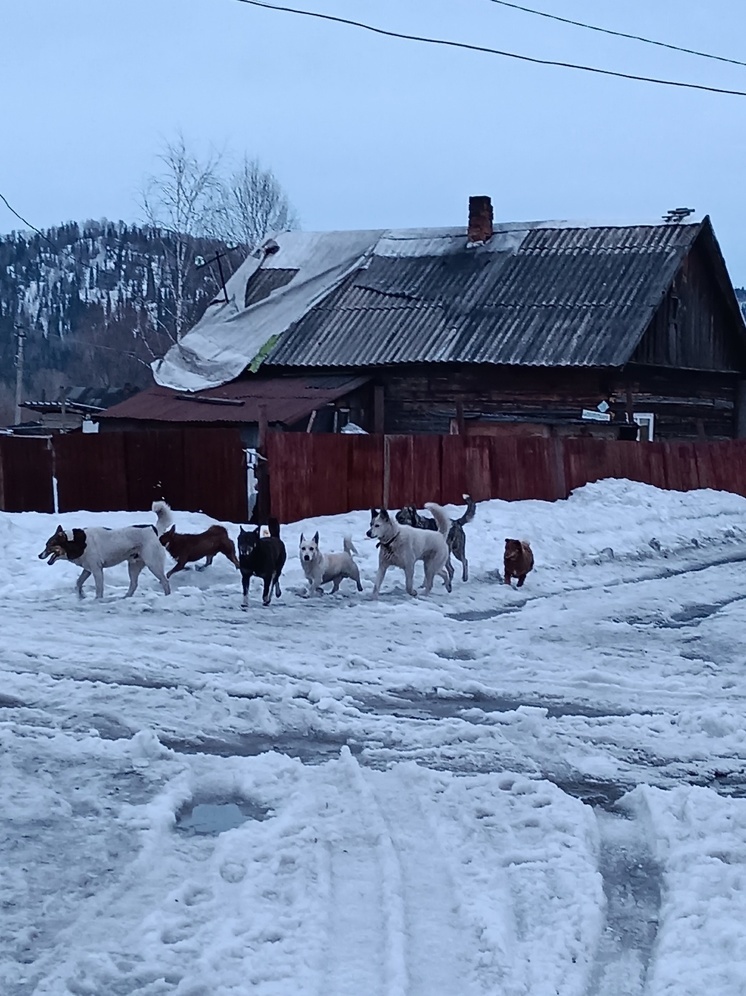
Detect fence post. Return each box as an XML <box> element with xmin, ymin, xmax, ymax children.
<box><xmin>383</xmin><ymin>435</ymin><xmax>391</xmax><ymax>508</ymax></box>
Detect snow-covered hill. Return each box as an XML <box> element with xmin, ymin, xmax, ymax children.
<box><xmin>0</xmin><ymin>220</ymin><xmax>243</xmax><ymax>413</ymax></box>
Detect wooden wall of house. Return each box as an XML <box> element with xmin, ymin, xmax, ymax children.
<box><xmin>377</xmin><ymin>363</ymin><xmax>738</xmax><ymax>441</ymax></box>
<box><xmin>380</xmin><ymin>365</ymin><xmax>612</xmax><ymax>434</ymax></box>
<box><xmin>632</xmin><ymin>241</ymin><xmax>746</xmax><ymax>372</ymax></box>
<box><xmin>609</xmin><ymin>366</ymin><xmax>738</xmax><ymax>441</ymax></box>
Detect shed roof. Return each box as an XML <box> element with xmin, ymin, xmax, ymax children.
<box><xmin>99</xmin><ymin>374</ymin><xmax>369</xmax><ymax>426</ymax></box>
<box><xmin>152</xmin><ymin>216</ymin><xmax>743</xmax><ymax>390</ymax></box>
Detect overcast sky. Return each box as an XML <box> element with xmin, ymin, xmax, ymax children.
<box><xmin>2</xmin><ymin>0</ymin><xmax>746</xmax><ymax>281</ymax></box>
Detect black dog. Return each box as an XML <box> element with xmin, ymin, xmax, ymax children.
<box><xmin>237</xmin><ymin>519</ymin><xmax>287</xmax><ymax>607</ymax></box>
<box><xmin>396</xmin><ymin>494</ymin><xmax>476</xmax><ymax>582</ymax></box>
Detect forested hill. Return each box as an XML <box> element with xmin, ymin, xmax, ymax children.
<box><xmin>0</xmin><ymin>220</ymin><xmax>243</xmax><ymax>419</ymax></box>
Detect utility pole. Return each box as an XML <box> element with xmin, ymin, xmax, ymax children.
<box><xmin>13</xmin><ymin>325</ymin><xmax>27</xmax><ymax>426</ymax></box>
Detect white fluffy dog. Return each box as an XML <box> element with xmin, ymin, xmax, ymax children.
<box><xmin>298</xmin><ymin>532</ymin><xmax>362</xmax><ymax>596</ymax></box>
<box><xmin>366</xmin><ymin>502</ymin><xmax>452</xmax><ymax>598</ymax></box>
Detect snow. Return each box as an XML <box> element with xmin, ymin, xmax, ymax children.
<box><xmin>3</xmin><ymin>479</ymin><xmax>746</xmax><ymax>995</ymax></box>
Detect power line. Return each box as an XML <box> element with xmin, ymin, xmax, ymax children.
<box><xmin>233</xmin><ymin>0</ymin><xmax>746</xmax><ymax>97</ymax></box>
<box><xmin>485</xmin><ymin>0</ymin><xmax>746</xmax><ymax>70</ymax></box>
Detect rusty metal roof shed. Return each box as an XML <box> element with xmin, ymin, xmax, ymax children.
<box><xmin>265</xmin><ymin>218</ymin><xmax>742</xmax><ymax>369</ymax></box>
<box><xmin>99</xmin><ymin>374</ymin><xmax>369</xmax><ymax>425</ymax></box>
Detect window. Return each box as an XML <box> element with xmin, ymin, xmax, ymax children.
<box><xmin>633</xmin><ymin>413</ymin><xmax>655</xmax><ymax>442</ymax></box>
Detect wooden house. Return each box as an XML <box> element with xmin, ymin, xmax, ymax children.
<box><xmin>117</xmin><ymin>199</ymin><xmax>746</xmax><ymax>442</ymax></box>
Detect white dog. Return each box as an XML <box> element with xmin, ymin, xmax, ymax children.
<box><xmin>38</xmin><ymin>524</ymin><xmax>171</xmax><ymax>599</ymax></box>
<box><xmin>366</xmin><ymin>502</ymin><xmax>452</xmax><ymax>598</ymax></box>
<box><xmin>298</xmin><ymin>532</ymin><xmax>362</xmax><ymax>596</ymax></box>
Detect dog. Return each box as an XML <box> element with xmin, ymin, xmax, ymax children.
<box><xmin>367</xmin><ymin>502</ymin><xmax>452</xmax><ymax>598</ymax></box>
<box><xmin>504</xmin><ymin>539</ymin><xmax>534</xmax><ymax>588</ymax></box>
<box><xmin>237</xmin><ymin>518</ymin><xmax>287</xmax><ymax>606</ymax></box>
<box><xmin>152</xmin><ymin>502</ymin><xmax>239</xmax><ymax>578</ymax></box>
<box><xmin>299</xmin><ymin>532</ymin><xmax>362</xmax><ymax>596</ymax></box>
<box><xmin>396</xmin><ymin>494</ymin><xmax>476</xmax><ymax>582</ymax></box>
<box><xmin>38</xmin><ymin>524</ymin><xmax>171</xmax><ymax>599</ymax></box>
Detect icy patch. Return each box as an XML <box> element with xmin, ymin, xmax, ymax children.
<box><xmin>176</xmin><ymin>799</ymin><xmax>269</xmax><ymax>835</ymax></box>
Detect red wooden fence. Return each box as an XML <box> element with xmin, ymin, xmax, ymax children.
<box><xmin>0</xmin><ymin>435</ymin><xmax>54</xmax><ymax>513</ymax></box>
<box><xmin>3</xmin><ymin>429</ymin><xmax>746</xmax><ymax>523</ymax></box>
<box><xmin>266</xmin><ymin>432</ymin><xmax>746</xmax><ymax>523</ymax></box>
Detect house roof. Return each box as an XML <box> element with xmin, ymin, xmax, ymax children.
<box><xmin>98</xmin><ymin>374</ymin><xmax>370</xmax><ymax>426</ymax></box>
<box><xmin>152</xmin><ymin>216</ymin><xmax>744</xmax><ymax>391</ymax></box>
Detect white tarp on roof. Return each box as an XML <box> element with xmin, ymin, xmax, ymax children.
<box><xmin>152</xmin><ymin>229</ymin><xmax>386</xmax><ymax>391</ymax></box>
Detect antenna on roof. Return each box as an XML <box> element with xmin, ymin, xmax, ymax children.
<box><xmin>663</xmin><ymin>207</ymin><xmax>695</xmax><ymax>224</ymax></box>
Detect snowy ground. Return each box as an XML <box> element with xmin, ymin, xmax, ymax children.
<box><xmin>3</xmin><ymin>479</ymin><xmax>746</xmax><ymax>996</ymax></box>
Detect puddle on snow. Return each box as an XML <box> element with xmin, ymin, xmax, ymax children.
<box><xmin>176</xmin><ymin>799</ymin><xmax>269</xmax><ymax>835</ymax></box>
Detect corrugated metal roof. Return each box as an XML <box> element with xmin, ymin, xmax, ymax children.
<box><xmin>266</xmin><ymin>222</ymin><xmax>702</xmax><ymax>368</ymax></box>
<box><xmin>99</xmin><ymin>375</ymin><xmax>369</xmax><ymax>425</ymax></box>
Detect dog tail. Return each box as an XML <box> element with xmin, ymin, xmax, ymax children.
<box><xmin>424</xmin><ymin>502</ymin><xmax>450</xmax><ymax>538</ymax></box>
<box><xmin>267</xmin><ymin>517</ymin><xmax>281</xmax><ymax>538</ymax></box>
<box><xmin>343</xmin><ymin>535</ymin><xmax>358</xmax><ymax>557</ymax></box>
<box><xmin>456</xmin><ymin>494</ymin><xmax>476</xmax><ymax>526</ymax></box>
<box><xmin>152</xmin><ymin>500</ymin><xmax>173</xmax><ymax>536</ymax></box>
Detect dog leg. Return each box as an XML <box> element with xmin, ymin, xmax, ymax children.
<box><xmin>504</xmin><ymin>572</ymin><xmax>512</xmax><ymax>586</ymax></box>
<box><xmin>166</xmin><ymin>561</ymin><xmax>186</xmax><ymax>579</ymax></box>
<box><xmin>330</xmin><ymin>579</ymin><xmax>340</xmax><ymax>593</ymax></box>
<box><xmin>274</xmin><ymin>574</ymin><xmax>282</xmax><ymax>599</ymax></box>
<box><xmin>92</xmin><ymin>568</ymin><xmax>105</xmax><ymax>600</ymax></box>
<box><xmin>439</xmin><ymin>566</ymin><xmax>452</xmax><ymax>593</ymax></box>
<box><xmin>461</xmin><ymin>555</ymin><xmax>469</xmax><ymax>583</ymax></box>
<box><xmin>242</xmin><ymin>575</ymin><xmax>250</xmax><ymax>607</ymax></box>
<box><xmin>404</xmin><ymin>562</ymin><xmax>418</xmax><ymax>597</ymax></box>
<box><xmin>517</xmin><ymin>574</ymin><xmax>526</xmax><ymax>588</ymax></box>
<box><xmin>262</xmin><ymin>575</ymin><xmax>273</xmax><ymax>606</ymax></box>
<box><xmin>352</xmin><ymin>564</ymin><xmax>363</xmax><ymax>592</ymax></box>
<box><xmin>76</xmin><ymin>568</ymin><xmax>91</xmax><ymax>598</ymax></box>
<box><xmin>126</xmin><ymin>559</ymin><xmax>145</xmax><ymax>597</ymax></box>
<box><xmin>371</xmin><ymin>564</ymin><xmax>388</xmax><ymax>598</ymax></box>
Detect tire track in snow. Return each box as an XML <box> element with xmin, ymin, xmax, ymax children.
<box><xmin>320</xmin><ymin>752</ymin><xmax>405</xmax><ymax>996</ymax></box>
<box><xmin>366</xmin><ymin>767</ymin><xmax>478</xmax><ymax>996</ymax></box>
<box><xmin>585</xmin><ymin>810</ymin><xmax>661</xmax><ymax>996</ymax></box>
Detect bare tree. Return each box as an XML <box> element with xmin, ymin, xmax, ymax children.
<box><xmin>140</xmin><ymin>134</ymin><xmax>223</xmax><ymax>340</ymax></box>
<box><xmin>214</xmin><ymin>155</ymin><xmax>299</xmax><ymax>250</ymax></box>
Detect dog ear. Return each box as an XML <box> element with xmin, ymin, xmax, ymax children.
<box><xmin>370</xmin><ymin>507</ymin><xmax>378</xmax><ymax>517</ymax></box>
<box><xmin>380</xmin><ymin>509</ymin><xmax>390</xmax><ymax>521</ymax></box>
<box><xmin>55</xmin><ymin>524</ymin><xmax>64</xmax><ymax>535</ymax></box>
<box><xmin>72</xmin><ymin>528</ymin><xmax>87</xmax><ymax>545</ymax></box>
<box><xmin>299</xmin><ymin>532</ymin><xmax>304</xmax><ymax>543</ymax></box>
<box><xmin>313</xmin><ymin>531</ymin><xmax>319</xmax><ymax>544</ymax></box>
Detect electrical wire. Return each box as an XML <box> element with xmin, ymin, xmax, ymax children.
<box><xmin>233</xmin><ymin>0</ymin><xmax>746</xmax><ymax>97</ymax></box>
<box><xmin>484</xmin><ymin>0</ymin><xmax>746</xmax><ymax>70</ymax></box>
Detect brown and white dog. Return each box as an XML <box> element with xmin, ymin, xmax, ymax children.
<box><xmin>503</xmin><ymin>539</ymin><xmax>534</xmax><ymax>588</ymax></box>
<box><xmin>38</xmin><ymin>524</ymin><xmax>171</xmax><ymax>599</ymax></box>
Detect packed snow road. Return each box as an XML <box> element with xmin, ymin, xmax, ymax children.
<box><xmin>2</xmin><ymin>481</ymin><xmax>746</xmax><ymax>995</ymax></box>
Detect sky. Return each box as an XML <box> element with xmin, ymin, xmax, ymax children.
<box><xmin>2</xmin><ymin>0</ymin><xmax>746</xmax><ymax>283</ymax></box>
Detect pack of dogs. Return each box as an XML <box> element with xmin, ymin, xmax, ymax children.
<box><xmin>38</xmin><ymin>495</ymin><xmax>534</xmax><ymax>604</ymax></box>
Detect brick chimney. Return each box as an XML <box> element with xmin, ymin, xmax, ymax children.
<box><xmin>467</xmin><ymin>195</ymin><xmax>493</xmax><ymax>245</ymax></box>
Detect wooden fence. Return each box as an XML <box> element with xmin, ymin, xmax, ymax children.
<box><xmin>265</xmin><ymin>432</ymin><xmax>746</xmax><ymax>522</ymax></box>
<box><xmin>3</xmin><ymin>429</ymin><xmax>746</xmax><ymax>523</ymax></box>
<box><xmin>0</xmin><ymin>429</ymin><xmax>249</xmax><ymax>522</ymax></box>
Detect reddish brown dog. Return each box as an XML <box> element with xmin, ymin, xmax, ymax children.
<box><xmin>504</xmin><ymin>539</ymin><xmax>534</xmax><ymax>588</ymax></box>
<box><xmin>159</xmin><ymin>524</ymin><xmax>239</xmax><ymax>578</ymax></box>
